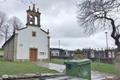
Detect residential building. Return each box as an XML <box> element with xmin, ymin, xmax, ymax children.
<box><xmin>82</xmin><ymin>48</ymin><xmax>116</xmax><ymax>63</ymax></box>
<box><xmin>50</xmin><ymin>48</ymin><xmax>74</xmax><ymax>59</ymax></box>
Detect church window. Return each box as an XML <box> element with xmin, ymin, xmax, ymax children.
<box><xmin>29</xmin><ymin>15</ymin><xmax>33</xmax><ymax>25</ymax></box>
<box><xmin>32</xmin><ymin>31</ymin><xmax>36</xmax><ymax>37</ymax></box>
<box><xmin>40</xmin><ymin>52</ymin><xmax>46</xmax><ymax>55</ymax></box>
<box><xmin>30</xmin><ymin>21</ymin><xmax>33</xmax><ymax>25</ymax></box>
<box><xmin>35</xmin><ymin>16</ymin><xmax>38</xmax><ymax>25</ymax></box>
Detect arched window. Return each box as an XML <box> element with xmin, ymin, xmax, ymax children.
<box><xmin>35</xmin><ymin>16</ymin><xmax>38</xmax><ymax>25</ymax></box>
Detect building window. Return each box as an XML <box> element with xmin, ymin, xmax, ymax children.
<box><xmin>32</xmin><ymin>31</ymin><xmax>36</xmax><ymax>37</ymax></box>
<box><xmin>91</xmin><ymin>51</ymin><xmax>95</xmax><ymax>58</ymax></box>
<box><xmin>108</xmin><ymin>52</ymin><xmax>112</xmax><ymax>58</ymax></box>
<box><xmin>40</xmin><ymin>52</ymin><xmax>46</xmax><ymax>55</ymax></box>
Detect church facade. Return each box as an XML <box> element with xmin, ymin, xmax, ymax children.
<box><xmin>2</xmin><ymin>4</ymin><xmax>50</xmax><ymax>61</ymax></box>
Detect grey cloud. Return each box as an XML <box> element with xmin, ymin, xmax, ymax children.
<box><xmin>50</xmin><ymin>32</ymin><xmax>116</xmax><ymax>50</ymax></box>
<box><xmin>40</xmin><ymin>2</ymin><xmax>84</xmax><ymax>39</ymax></box>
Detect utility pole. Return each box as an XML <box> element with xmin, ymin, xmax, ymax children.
<box><xmin>58</xmin><ymin>40</ymin><xmax>60</xmax><ymax>49</ymax></box>
<box><xmin>105</xmin><ymin>31</ymin><xmax>109</xmax><ymax>50</ymax></box>
<box><xmin>105</xmin><ymin>31</ymin><xmax>109</xmax><ymax>58</ymax></box>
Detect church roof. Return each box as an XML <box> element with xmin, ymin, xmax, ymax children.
<box><xmin>2</xmin><ymin>34</ymin><xmax>16</xmax><ymax>48</ymax></box>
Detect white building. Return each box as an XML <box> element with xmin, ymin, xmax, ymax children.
<box><xmin>2</xmin><ymin>4</ymin><xmax>50</xmax><ymax>62</ymax></box>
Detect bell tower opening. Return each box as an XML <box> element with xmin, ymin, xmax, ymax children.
<box><xmin>35</xmin><ymin>16</ymin><xmax>37</xmax><ymax>25</ymax></box>
<box><xmin>26</xmin><ymin>4</ymin><xmax>41</xmax><ymax>27</ymax></box>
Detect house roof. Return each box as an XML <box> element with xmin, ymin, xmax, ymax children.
<box><xmin>50</xmin><ymin>48</ymin><xmax>75</xmax><ymax>52</ymax></box>
<box><xmin>50</xmin><ymin>48</ymin><xmax>63</xmax><ymax>51</ymax></box>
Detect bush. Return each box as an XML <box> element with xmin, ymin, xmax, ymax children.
<box><xmin>73</xmin><ymin>49</ymin><xmax>87</xmax><ymax>59</ymax></box>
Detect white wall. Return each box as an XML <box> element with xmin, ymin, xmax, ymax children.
<box><xmin>16</xmin><ymin>26</ymin><xmax>49</xmax><ymax>60</ymax></box>
<box><xmin>4</xmin><ymin>36</ymin><xmax>16</xmax><ymax>61</ymax></box>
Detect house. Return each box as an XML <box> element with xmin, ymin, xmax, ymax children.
<box><xmin>50</xmin><ymin>48</ymin><xmax>74</xmax><ymax>59</ymax></box>
<box><xmin>82</xmin><ymin>48</ymin><xmax>116</xmax><ymax>63</ymax></box>
<box><xmin>65</xmin><ymin>50</ymin><xmax>74</xmax><ymax>58</ymax></box>
<box><xmin>2</xmin><ymin>4</ymin><xmax>50</xmax><ymax>62</ymax></box>
<box><xmin>50</xmin><ymin>48</ymin><xmax>66</xmax><ymax>58</ymax></box>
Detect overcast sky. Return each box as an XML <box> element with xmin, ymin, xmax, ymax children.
<box><xmin>0</xmin><ymin>0</ymin><xmax>116</xmax><ymax>50</ymax></box>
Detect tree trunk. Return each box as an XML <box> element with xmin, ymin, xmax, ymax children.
<box><xmin>106</xmin><ymin>17</ymin><xmax>120</xmax><ymax>77</ymax></box>
<box><xmin>115</xmin><ymin>52</ymin><xmax>120</xmax><ymax>77</ymax></box>
<box><xmin>115</xmin><ymin>43</ymin><xmax>120</xmax><ymax>77</ymax></box>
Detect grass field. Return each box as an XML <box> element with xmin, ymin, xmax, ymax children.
<box><xmin>91</xmin><ymin>62</ymin><xmax>117</xmax><ymax>74</ymax></box>
<box><xmin>49</xmin><ymin>58</ymin><xmax>65</xmax><ymax>64</ymax></box>
<box><xmin>0</xmin><ymin>61</ymin><xmax>56</xmax><ymax>75</ymax></box>
<box><xmin>50</xmin><ymin>58</ymin><xmax>117</xmax><ymax>74</ymax></box>
<box><xmin>0</xmin><ymin>49</ymin><xmax>55</xmax><ymax>75</ymax></box>
<box><xmin>0</xmin><ymin>57</ymin><xmax>116</xmax><ymax>75</ymax></box>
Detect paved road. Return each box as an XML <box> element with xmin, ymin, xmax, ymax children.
<box><xmin>91</xmin><ymin>71</ymin><xmax>114</xmax><ymax>80</ymax></box>
<box><xmin>36</xmin><ymin>62</ymin><xmax>114</xmax><ymax>80</ymax></box>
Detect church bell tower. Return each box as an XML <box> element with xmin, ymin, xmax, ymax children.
<box><xmin>26</xmin><ymin>4</ymin><xmax>41</xmax><ymax>27</ymax></box>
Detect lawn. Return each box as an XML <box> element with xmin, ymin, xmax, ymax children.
<box><xmin>50</xmin><ymin>58</ymin><xmax>117</xmax><ymax>74</ymax></box>
<box><xmin>0</xmin><ymin>61</ymin><xmax>56</xmax><ymax>75</ymax></box>
<box><xmin>0</xmin><ymin>58</ymin><xmax>117</xmax><ymax>75</ymax></box>
<box><xmin>91</xmin><ymin>62</ymin><xmax>117</xmax><ymax>74</ymax></box>
<box><xmin>49</xmin><ymin>58</ymin><xmax>65</xmax><ymax>64</ymax></box>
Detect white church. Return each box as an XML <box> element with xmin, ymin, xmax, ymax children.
<box><xmin>2</xmin><ymin>4</ymin><xmax>50</xmax><ymax>62</ymax></box>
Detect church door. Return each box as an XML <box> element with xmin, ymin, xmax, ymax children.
<box><xmin>29</xmin><ymin>48</ymin><xmax>38</xmax><ymax>62</ymax></box>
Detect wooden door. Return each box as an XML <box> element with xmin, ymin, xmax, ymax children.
<box><xmin>29</xmin><ymin>48</ymin><xmax>37</xmax><ymax>62</ymax></box>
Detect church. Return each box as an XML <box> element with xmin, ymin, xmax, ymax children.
<box><xmin>2</xmin><ymin>4</ymin><xmax>50</xmax><ymax>61</ymax></box>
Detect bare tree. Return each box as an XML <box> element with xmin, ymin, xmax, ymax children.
<box><xmin>1</xmin><ymin>24</ymin><xmax>9</xmax><ymax>41</ymax></box>
<box><xmin>0</xmin><ymin>11</ymin><xmax>7</xmax><ymax>37</ymax></box>
<box><xmin>0</xmin><ymin>16</ymin><xmax>23</xmax><ymax>42</ymax></box>
<box><xmin>8</xmin><ymin>16</ymin><xmax>23</xmax><ymax>34</ymax></box>
<box><xmin>77</xmin><ymin>0</ymin><xmax>120</xmax><ymax>51</ymax></box>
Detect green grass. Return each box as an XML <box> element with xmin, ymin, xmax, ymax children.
<box><xmin>0</xmin><ymin>61</ymin><xmax>56</xmax><ymax>75</ymax></box>
<box><xmin>1</xmin><ymin>58</ymin><xmax>116</xmax><ymax>75</ymax></box>
<box><xmin>49</xmin><ymin>58</ymin><xmax>65</xmax><ymax>64</ymax></box>
<box><xmin>50</xmin><ymin>58</ymin><xmax>117</xmax><ymax>74</ymax></box>
<box><xmin>91</xmin><ymin>62</ymin><xmax>117</xmax><ymax>74</ymax></box>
